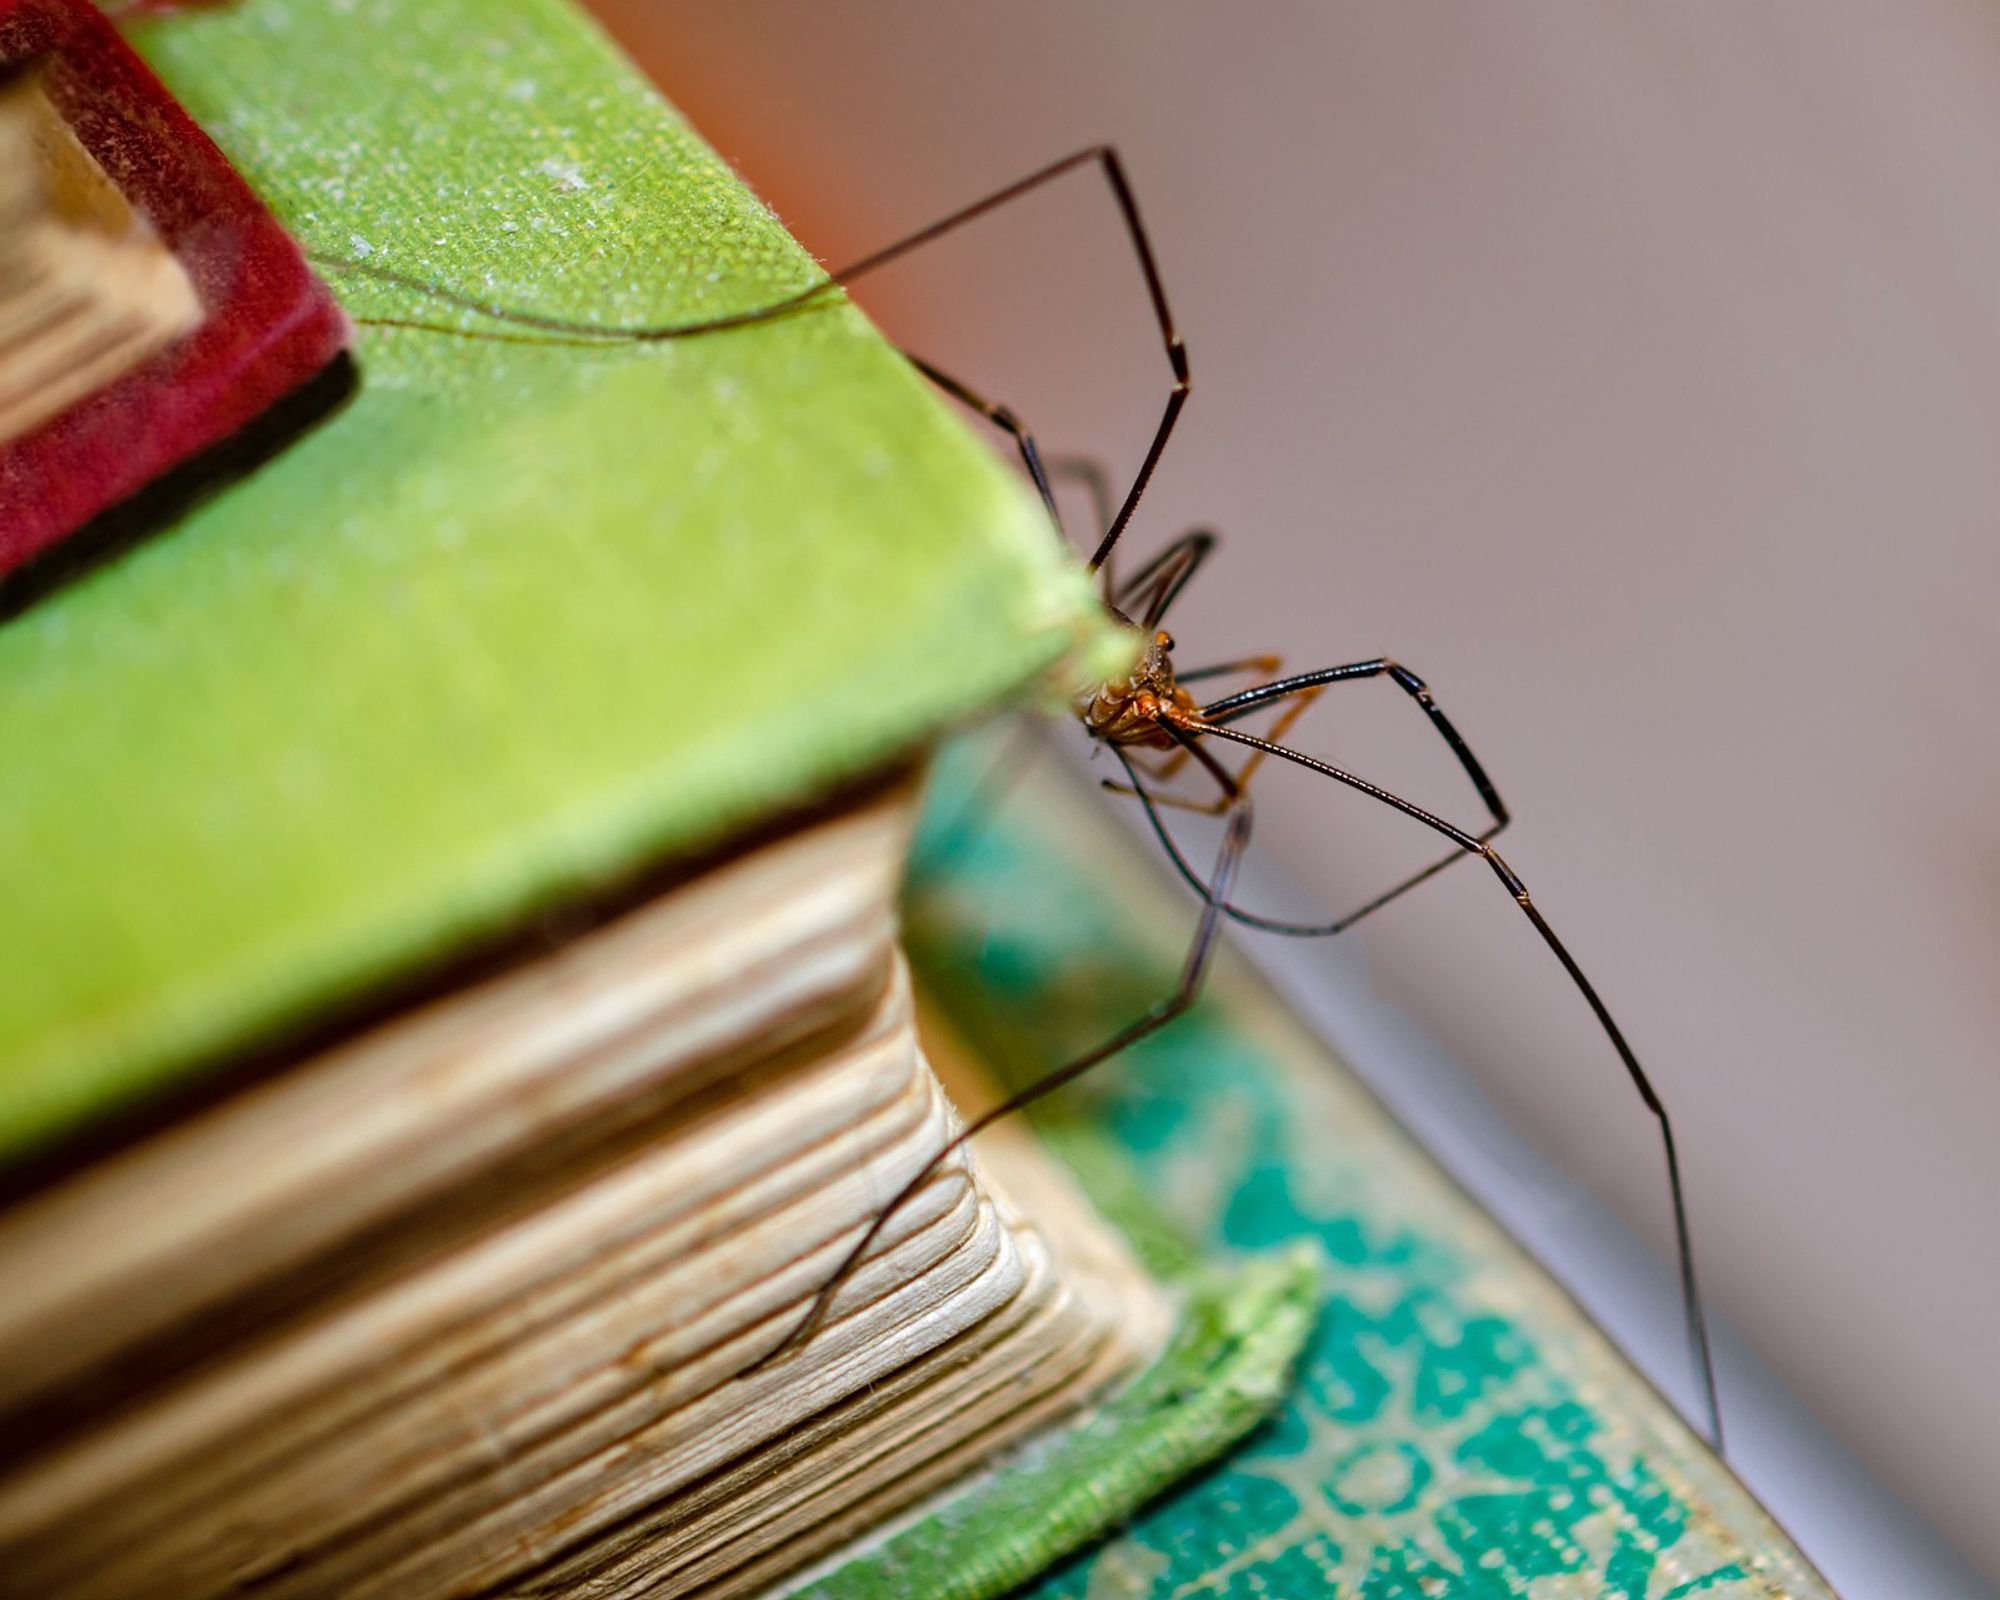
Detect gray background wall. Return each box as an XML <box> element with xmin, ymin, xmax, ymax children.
<box><xmin>592</xmin><ymin>2</ymin><xmax>2000</xmax><ymax>1578</ymax></box>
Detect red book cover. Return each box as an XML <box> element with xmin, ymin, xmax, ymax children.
<box><xmin>0</xmin><ymin>0</ymin><xmax>351</xmax><ymax>589</ymax></box>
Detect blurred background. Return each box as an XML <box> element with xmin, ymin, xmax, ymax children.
<box><xmin>591</xmin><ymin>2</ymin><xmax>2000</xmax><ymax>1581</ymax></box>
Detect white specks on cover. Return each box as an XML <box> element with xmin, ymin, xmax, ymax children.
<box><xmin>537</xmin><ymin>158</ymin><xmax>587</xmax><ymax>193</ymax></box>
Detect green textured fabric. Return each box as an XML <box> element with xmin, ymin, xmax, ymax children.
<box><xmin>0</xmin><ymin>0</ymin><xmax>1110</xmax><ymax>1159</ymax></box>
<box><xmin>798</xmin><ymin>1252</ymin><xmax>1322</xmax><ymax>1600</ymax></box>
<box><xmin>850</xmin><ymin>741</ymin><xmax>1836</xmax><ymax>1600</ymax></box>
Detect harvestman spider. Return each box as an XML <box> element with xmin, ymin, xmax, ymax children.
<box><xmin>318</xmin><ymin>147</ymin><xmax>1724</xmax><ymax>1451</ymax></box>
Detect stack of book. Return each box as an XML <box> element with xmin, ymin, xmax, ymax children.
<box><xmin>0</xmin><ymin>784</ymin><xmax>1163</xmax><ymax>1598</ymax></box>
<box><xmin>0</xmin><ymin>0</ymin><xmax>1201</xmax><ymax>1594</ymax></box>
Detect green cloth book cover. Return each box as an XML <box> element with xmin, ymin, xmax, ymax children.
<box><xmin>0</xmin><ymin>0</ymin><xmax>1108</xmax><ymax>1160</ymax></box>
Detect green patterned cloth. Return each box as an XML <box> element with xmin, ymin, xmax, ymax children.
<box><xmin>797</xmin><ymin>1253</ymin><xmax>1322</xmax><ymax>1600</ymax></box>
<box><xmin>855</xmin><ymin>739</ymin><xmax>1836</xmax><ymax>1600</ymax></box>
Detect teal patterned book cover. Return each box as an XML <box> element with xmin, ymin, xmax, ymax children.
<box><xmin>810</xmin><ymin>740</ymin><xmax>1836</xmax><ymax>1600</ymax></box>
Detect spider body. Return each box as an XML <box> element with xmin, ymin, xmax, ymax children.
<box><xmin>1079</xmin><ymin>629</ymin><xmax>1197</xmax><ymax>749</ymax></box>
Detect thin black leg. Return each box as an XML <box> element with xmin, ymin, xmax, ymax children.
<box><xmin>1050</xmin><ymin>457</ymin><xmax>1114</xmax><ymax>539</ymax></box>
<box><xmin>739</xmin><ymin>719</ymin><xmax>1249</xmax><ymax>1375</ymax></box>
<box><xmin>1048</xmin><ymin>457</ymin><xmax>1116</xmax><ymax>591</ymax></box>
<box><xmin>1174</xmin><ymin>654</ymin><xmax>1283</xmax><ymax>687</ymax></box>
<box><xmin>1187</xmin><ymin>720</ymin><xmax>1724</xmax><ymax>1454</ymax></box>
<box><xmin>796</xmin><ymin>145</ymin><xmax>1192</xmax><ymax>578</ymax></box>
<box><xmin>315</xmin><ymin>147</ymin><xmax>1190</xmax><ymax>580</ymax></box>
<box><xmin>1111</xmin><ymin>529</ymin><xmax>1219</xmax><ymax>628</ymax></box>
<box><xmin>903</xmin><ymin>354</ymin><xmax>1064</xmax><ymax>538</ymax></box>
<box><xmin>1118</xmin><ymin>660</ymin><xmax>1509</xmax><ymax>938</ymax></box>
<box><xmin>1191</xmin><ymin>659</ymin><xmax>1510</xmax><ymax>936</ymax></box>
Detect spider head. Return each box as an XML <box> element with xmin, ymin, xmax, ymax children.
<box><xmin>1135</xmin><ymin>629</ymin><xmax>1177</xmax><ymax>692</ymax></box>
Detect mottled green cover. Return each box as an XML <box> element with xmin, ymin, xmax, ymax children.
<box><xmin>837</xmin><ymin>743</ymin><xmax>1837</xmax><ymax>1600</ymax></box>
<box><xmin>796</xmin><ymin>1253</ymin><xmax>1322</xmax><ymax>1600</ymax></box>
<box><xmin>0</xmin><ymin>0</ymin><xmax>1107</xmax><ymax>1158</ymax></box>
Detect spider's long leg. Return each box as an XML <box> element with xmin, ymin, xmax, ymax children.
<box><xmin>1175</xmin><ymin>654</ymin><xmax>1283</xmax><ymax>687</ymax></box>
<box><xmin>1112</xmin><ymin>529</ymin><xmax>1218</xmax><ymax>627</ymax></box>
<box><xmin>1050</xmin><ymin>456</ymin><xmax>1114</xmax><ymax>540</ymax></box>
<box><xmin>1045</xmin><ymin>455</ymin><xmax>1122</xmax><ymax>593</ymax></box>
<box><xmin>803</xmin><ymin>145</ymin><xmax>1190</xmax><ymax>578</ymax></box>
<box><xmin>1103</xmin><ymin>678</ymin><xmax>1317</xmax><ymax>812</ymax></box>
<box><xmin>1190</xmin><ymin>660</ymin><xmax>1510</xmax><ymax>936</ymax></box>
<box><xmin>1189</xmin><ymin>720</ymin><xmax>1723</xmax><ymax>1453</ymax></box>
<box><xmin>1121</xmin><ymin>663</ymin><xmax>1505</xmax><ymax>935</ymax></box>
<box><xmin>853</xmin><ymin>146</ymin><xmax>1191</xmax><ymax>582</ymax></box>
<box><xmin>902</xmin><ymin>354</ymin><xmax>1062</xmax><ymax>538</ymax></box>
<box><xmin>895</xmin><ymin>360</ymin><xmax>1196</xmax><ymax>594</ymax></box>
<box><xmin>740</xmin><ymin>722</ymin><xmax>1249</xmax><ymax>1375</ymax></box>
<box><xmin>318</xmin><ymin>148</ymin><xmax>1189</xmax><ymax>579</ymax></box>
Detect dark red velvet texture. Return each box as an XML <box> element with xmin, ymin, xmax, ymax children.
<box><xmin>0</xmin><ymin>0</ymin><xmax>350</xmax><ymax>576</ymax></box>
